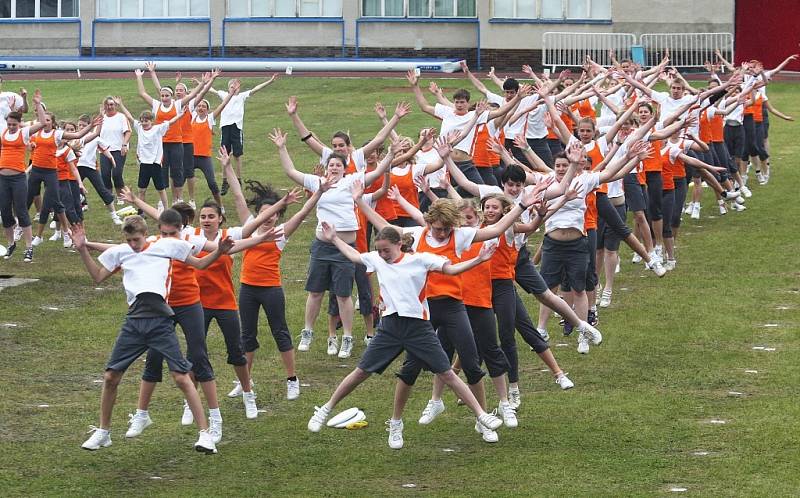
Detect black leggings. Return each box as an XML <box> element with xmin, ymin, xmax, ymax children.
<box><xmin>204</xmin><ymin>307</ymin><xmax>247</xmax><ymax>366</ymax></box>
<box><xmin>161</xmin><ymin>142</ymin><xmax>185</xmax><ymax>188</ymax></box>
<box><xmin>492</xmin><ymin>279</ymin><xmax>519</xmax><ymax>383</ymax></box>
<box><xmin>465</xmin><ymin>305</ymin><xmax>509</xmax><ymax>379</ymax></box>
<box><xmin>396</xmin><ymin>297</ymin><xmax>485</xmax><ymax>386</ymax></box>
<box><xmin>645</xmin><ymin>171</ymin><xmax>663</xmax><ymax>222</ymax></box>
<box><xmin>661</xmin><ymin>189</ymin><xmax>676</xmax><ymax>238</ymax></box>
<box><xmin>99</xmin><ymin>150</ymin><xmax>126</xmax><ymax>191</ymax></box>
<box><xmin>0</xmin><ymin>172</ymin><xmax>30</xmax><ymax>228</ymax></box>
<box><xmin>239</xmin><ymin>284</ymin><xmax>293</xmax><ymax>353</ymax></box>
<box><xmin>193</xmin><ymin>156</ymin><xmax>219</xmax><ymax>195</ymax></box>
<box><xmin>182</xmin><ymin>143</ymin><xmax>195</xmax><ymax>179</ymax></box>
<box><xmin>78</xmin><ymin>166</ymin><xmax>115</xmax><ymax>206</ymax></box>
<box><xmin>671</xmin><ymin>177</ymin><xmax>687</xmax><ymax>229</ymax></box>
<box><xmin>142</xmin><ymin>302</ymin><xmax>215</xmax><ymax>383</ymax></box>
<box><xmin>27</xmin><ymin>166</ymin><xmax>63</xmax><ymax>215</ymax></box>
<box><xmin>596</xmin><ymin>192</ymin><xmax>631</xmax><ymax>245</ymax></box>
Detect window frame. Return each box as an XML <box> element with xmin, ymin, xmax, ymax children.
<box><xmin>226</xmin><ymin>0</ymin><xmax>343</xmax><ymax>17</ymax></box>
<box><xmin>1</xmin><ymin>0</ymin><xmax>80</xmax><ymax>18</ymax></box>
<box><xmin>96</xmin><ymin>0</ymin><xmax>210</xmax><ymax>18</ymax></box>
<box><xmin>360</xmin><ymin>0</ymin><xmax>476</xmax><ymax>18</ymax></box>
<box><xmin>491</xmin><ymin>0</ymin><xmax>611</xmax><ymax>21</ymax></box>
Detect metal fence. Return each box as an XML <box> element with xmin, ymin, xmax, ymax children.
<box><xmin>543</xmin><ymin>32</ymin><xmax>636</xmax><ymax>70</ymax></box>
<box><xmin>639</xmin><ymin>33</ymin><xmax>734</xmax><ymax>68</ymax></box>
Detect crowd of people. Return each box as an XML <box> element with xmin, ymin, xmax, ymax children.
<box><xmin>0</xmin><ymin>50</ymin><xmax>795</xmax><ymax>454</ymax></box>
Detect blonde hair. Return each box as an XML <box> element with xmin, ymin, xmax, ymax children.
<box><xmin>122</xmin><ymin>215</ymin><xmax>148</xmax><ymax>235</ymax></box>
<box><xmin>424</xmin><ymin>198</ymin><xmax>464</xmax><ymax>228</ymax></box>
<box><xmin>480</xmin><ymin>193</ymin><xmax>514</xmax><ymax>216</ymax></box>
<box><xmin>456</xmin><ymin>197</ymin><xmax>482</xmax><ymax>224</ymax></box>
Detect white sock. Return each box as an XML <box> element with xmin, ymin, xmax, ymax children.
<box><xmin>209</xmin><ymin>408</ymin><xmax>221</xmax><ymax>421</ymax></box>
<box><xmin>136</xmin><ymin>409</ymin><xmax>148</xmax><ymax>416</ymax></box>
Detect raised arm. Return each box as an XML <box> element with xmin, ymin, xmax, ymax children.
<box><xmin>460</xmin><ymin>60</ymin><xmax>491</xmax><ymax>96</ymax></box>
<box><xmin>218</xmin><ymin>145</ymin><xmax>255</xmax><ymax>224</ymax></box>
<box><xmin>281</xmin><ymin>184</ymin><xmax>327</xmax><ymax>238</ymax></box>
<box><xmin>364</xmin><ymin>139</ymin><xmax>399</xmax><ymax>186</ymax></box>
<box><xmin>407</xmin><ymin>70</ymin><xmax>437</xmax><ymax>116</ymax></box>
<box><xmin>352</xmin><ymin>182</ymin><xmax>390</xmax><ymax>232</ymax></box>
<box><xmin>119</xmin><ymin>186</ymin><xmax>160</xmax><ymax>219</ymax></box>
<box><xmin>26</xmin><ymin>90</ymin><xmax>47</xmax><ymax>134</ymax></box>
<box><xmin>374</xmin><ymin>102</ymin><xmax>401</xmax><ymax>142</ymax></box>
<box><xmin>599</xmin><ymin>140</ymin><xmax>650</xmax><ymax>183</ymax></box>
<box><xmin>764</xmin><ymin>53</ymin><xmax>799</xmax><ymax>79</ymax></box>
<box><xmin>62</xmin><ymin>114</ymin><xmax>103</xmax><ymax>140</ymax></box>
<box><xmin>212</xmin><ymin>79</ymin><xmax>238</xmax><ymax>120</ymax></box>
<box><xmin>387</xmin><ymin>185</ymin><xmax>426</xmax><ymax>226</ymax></box>
<box><xmin>185</xmin><ymin>237</ymin><xmax>235</xmax><ymax>270</ymax></box>
<box><xmin>114</xmin><ymin>96</ymin><xmax>135</xmax><ymax>127</ymax></box>
<box><xmin>439</xmin><ymin>139</ymin><xmax>481</xmax><ymax>197</ymax></box>
<box><xmin>441</xmin><ymin>242</ymin><xmax>497</xmax><ymax>275</ymax></box>
<box><xmin>134</xmin><ymin>69</ymin><xmax>155</xmax><ymax>106</ymax></box>
<box><xmin>269</xmin><ymin>128</ymin><xmax>306</xmax><ymax>186</ymax></box>
<box><xmin>145</xmin><ymin>61</ymin><xmax>162</xmax><ymax>92</ymax></box>
<box><xmin>285</xmin><ymin>96</ymin><xmax>326</xmax><ymax>156</ymax></box>
<box><xmin>362</xmin><ymin>101</ymin><xmax>411</xmax><ymax>157</ymax></box>
<box><xmin>764</xmin><ymin>100</ymin><xmax>793</xmax><ymax>121</ymax></box>
<box><xmin>248</xmin><ymin>74</ymin><xmax>279</xmax><ymax>95</ymax></box>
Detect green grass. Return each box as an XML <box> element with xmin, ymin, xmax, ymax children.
<box><xmin>1</xmin><ymin>76</ymin><xmax>798</xmax><ymax>497</ymax></box>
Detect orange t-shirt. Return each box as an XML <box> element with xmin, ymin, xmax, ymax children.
<box><xmin>241</xmin><ymin>235</ymin><xmax>284</xmax><ymax>288</ymax></box>
<box><xmin>416</xmin><ymin>228</ymin><xmax>462</xmax><ymax>300</ymax></box>
<box><xmin>194</xmin><ymin>228</ymin><xmax>238</xmax><ymax>310</ymax></box>
<box><xmin>0</xmin><ymin>129</ymin><xmax>29</xmax><ymax>172</ymax></box>
<box><xmin>460</xmin><ymin>241</ymin><xmax>492</xmax><ymax>308</ymax></box>
<box><xmin>642</xmin><ymin>137</ymin><xmax>663</xmax><ymax>173</ymax></box>
<box><xmin>753</xmin><ymin>95</ymin><xmax>764</xmax><ymax>122</ymax></box>
<box><xmin>573</xmin><ymin>99</ymin><xmax>597</xmax><ymax>119</ymax></box>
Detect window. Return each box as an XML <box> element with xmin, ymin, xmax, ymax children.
<box><xmin>361</xmin><ymin>0</ymin><xmax>476</xmax><ymax>17</ymax></box>
<box><xmin>97</xmin><ymin>0</ymin><xmax>209</xmax><ymax>17</ymax></box>
<box><xmin>492</xmin><ymin>0</ymin><xmax>610</xmax><ymax>20</ymax></box>
<box><xmin>0</xmin><ymin>0</ymin><xmax>79</xmax><ymax>17</ymax></box>
<box><xmin>227</xmin><ymin>0</ymin><xmax>342</xmax><ymax>17</ymax></box>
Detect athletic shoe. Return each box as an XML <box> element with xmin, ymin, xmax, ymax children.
<box><xmin>690</xmin><ymin>204</ymin><xmax>701</xmax><ymax>220</ymax></box>
<box><xmin>615</xmin><ymin>262</ymin><xmax>620</xmax><ymax>274</ymax></box>
<box><xmin>475</xmin><ymin>420</ymin><xmax>499</xmax><ymax>443</ymax></box>
<box><xmin>337</xmin><ymin>336</ymin><xmax>354</xmax><ymax>359</ymax></box>
<box><xmin>157</xmin><ymin>201</ymin><xmax>164</xmax><ymax>211</ymax></box>
<box><xmin>418</xmin><ymin>399</ymin><xmax>445</xmax><ymax>425</ymax></box>
<box><xmin>227</xmin><ymin>380</ymin><xmax>242</xmax><ymax>398</ymax></box>
<box><xmin>111</xmin><ymin>212</ymin><xmax>123</xmax><ymax>226</ymax></box>
<box><xmin>556</xmin><ymin>373</ymin><xmax>574</xmax><ymax>390</ymax></box>
<box><xmin>194</xmin><ymin>429</ymin><xmax>218</xmax><ymax>454</ymax></box>
<box><xmin>537</xmin><ymin>327</ymin><xmax>549</xmax><ymax>342</ymax></box>
<box><xmin>31</xmin><ymin>236</ymin><xmax>43</xmax><ymax>247</ymax></box>
<box><xmin>683</xmin><ymin>202</ymin><xmax>694</xmax><ymax>215</ymax></box>
<box><xmin>599</xmin><ymin>289</ymin><xmax>613</xmax><ymax>308</ymax></box>
<box><xmin>508</xmin><ymin>387</ymin><xmax>521</xmax><ymax>410</ymax></box>
<box><xmin>13</xmin><ymin>225</ymin><xmax>22</xmax><ymax>242</ymax></box>
<box><xmin>718</xmin><ymin>202</ymin><xmax>728</xmax><ymax>215</ymax></box>
<box><xmin>49</xmin><ymin>230</ymin><xmax>62</xmax><ymax>241</ymax></box>
<box><xmin>63</xmin><ymin>232</ymin><xmax>73</xmax><ymax>248</ymax></box>
<box><xmin>631</xmin><ymin>253</ymin><xmax>642</xmax><ymax>264</ymax></box>
<box><xmin>298</xmin><ymin>328</ymin><xmax>313</xmax><ymax>352</ymax></box>
<box><xmin>650</xmin><ymin>260</ymin><xmax>667</xmax><ymax>277</ymax></box>
<box><xmin>181</xmin><ymin>400</ymin><xmax>194</xmax><ymax>426</ymax></box>
<box><xmin>81</xmin><ymin>427</ymin><xmax>112</xmax><ymax>450</ymax></box>
<box><xmin>3</xmin><ymin>242</ymin><xmax>16</xmax><ymax>259</ymax></box>
<box><xmin>499</xmin><ymin>401</ymin><xmax>518</xmax><ymax>428</ymax></box>
<box><xmin>664</xmin><ymin>259</ymin><xmax>677</xmax><ymax>271</ymax></box>
<box><xmin>243</xmin><ymin>391</ymin><xmax>258</xmax><ymax>419</ymax></box>
<box><xmin>577</xmin><ymin>330</ymin><xmax>590</xmax><ymax>354</ymax></box>
<box><xmin>287</xmin><ymin>379</ymin><xmax>300</xmax><ymax>400</ymax></box>
<box><xmin>764</xmin><ymin>171</ymin><xmax>770</xmax><ymax>184</ymax></box>
<box><xmin>364</xmin><ymin>335</ymin><xmax>373</xmax><ymax>347</ymax></box>
<box><xmin>578</xmin><ymin>321</ymin><xmax>602</xmax><ymax>345</ymax></box>
<box><xmin>757</xmin><ymin>172</ymin><xmax>766</xmax><ymax>185</ymax></box>
<box><xmin>326</xmin><ymin>335</ymin><xmax>338</xmax><ymax>356</ymax></box>
<box><xmin>188</xmin><ymin>200</ymin><xmax>196</xmax><ymax>209</ymax></box>
<box><xmin>386</xmin><ymin>419</ymin><xmax>404</xmax><ymax>449</ymax></box>
<box><xmin>740</xmin><ymin>185</ymin><xmax>753</xmax><ymax>198</ymax></box>
<box><xmin>125</xmin><ymin>412</ymin><xmax>152</xmax><ymax>438</ymax></box>
<box><xmin>49</xmin><ymin>220</ymin><xmax>57</xmax><ymax>230</ymax></box>
<box><xmin>23</xmin><ymin>248</ymin><xmax>33</xmax><ymax>263</ymax></box>
<box><xmin>477</xmin><ymin>411</ymin><xmax>503</xmax><ymax>431</ymax></box>
<box><xmin>209</xmin><ymin>418</ymin><xmax>222</xmax><ymax>444</ymax></box>
<box><xmin>308</xmin><ymin>405</ymin><xmax>331</xmax><ymax>432</ymax></box>
<box><xmin>731</xmin><ymin>202</ymin><xmax>746</xmax><ymax>212</ymax></box>
<box><xmin>563</xmin><ymin>321</ymin><xmax>574</xmax><ymax>336</ymax></box>
<box><xmin>587</xmin><ymin>309</ymin><xmax>598</xmax><ymax>327</ymax></box>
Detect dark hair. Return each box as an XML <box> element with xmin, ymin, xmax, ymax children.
<box><xmin>171</xmin><ymin>201</ymin><xmax>195</xmax><ymax>227</ymax></box>
<box><xmin>503</xmin><ymin>78</ymin><xmax>520</xmax><ymax>92</ymax></box>
<box><xmin>200</xmin><ymin>198</ymin><xmax>227</xmax><ymax>224</ymax></box>
<box><xmin>332</xmin><ymin>131</ymin><xmax>351</xmax><ymax>146</ymax></box>
<box><xmin>375</xmin><ymin>226</ymin><xmax>414</xmax><ymax>253</ymax></box>
<box><xmin>6</xmin><ymin>111</ymin><xmax>22</xmax><ymax>122</ymax></box>
<box><xmin>158</xmin><ymin>208</ymin><xmax>183</xmax><ymax>229</ymax></box>
<box><xmin>78</xmin><ymin>114</ymin><xmax>91</xmax><ymax>124</ymax></box>
<box><xmin>553</xmin><ymin>151</ymin><xmax>568</xmax><ymax>162</ymax></box>
<box><xmin>325</xmin><ymin>152</ymin><xmax>348</xmax><ymax>169</ymax></box>
<box><xmin>501</xmin><ymin>163</ymin><xmax>527</xmax><ymax>184</ymax></box>
<box><xmin>245</xmin><ymin>180</ymin><xmax>284</xmax><ymax>216</ymax></box>
<box><xmin>453</xmin><ymin>89</ymin><xmax>470</xmax><ymax>101</ymax></box>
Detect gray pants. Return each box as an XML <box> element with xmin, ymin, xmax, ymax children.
<box><xmin>239</xmin><ymin>284</ymin><xmax>293</xmax><ymax>353</ymax></box>
<box><xmin>0</xmin><ymin>172</ymin><xmax>30</xmax><ymax>228</ymax></box>
<box><xmin>204</xmin><ymin>307</ymin><xmax>247</xmax><ymax>366</ymax></box>
<box><xmin>99</xmin><ymin>150</ymin><xmax>126</xmax><ymax>191</ymax></box>
<box><xmin>27</xmin><ymin>166</ymin><xmax>63</xmax><ymax>215</ymax></box>
<box><xmin>161</xmin><ymin>142</ymin><xmax>185</xmax><ymax>188</ymax></box>
<box><xmin>193</xmin><ymin>156</ymin><xmax>219</xmax><ymax>195</ymax></box>
<box><xmin>79</xmin><ymin>166</ymin><xmax>115</xmax><ymax>206</ymax></box>
<box><xmin>106</xmin><ymin>315</ymin><xmax>192</xmax><ymax>374</ymax></box>
<box><xmin>142</xmin><ymin>302</ymin><xmax>215</xmax><ymax>382</ymax></box>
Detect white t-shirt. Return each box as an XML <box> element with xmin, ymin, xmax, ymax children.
<box><xmin>545</xmin><ymin>172</ymin><xmax>601</xmax><ymax>233</ymax></box>
<box><xmin>487</xmin><ymin>91</ymin><xmax>535</xmax><ymax>139</ymax></box>
<box><xmin>416</xmin><ymin>148</ymin><xmax>444</xmax><ymax>189</ymax></box>
<box><xmin>214</xmin><ymin>89</ymin><xmax>251</xmax><ymax>129</ymax></box>
<box><xmin>320</xmin><ymin>146</ymin><xmax>367</xmax><ymax>172</ymax></box>
<box><xmin>303</xmin><ymin>172</ymin><xmax>364</xmax><ymax>232</ymax></box>
<box><xmin>0</xmin><ymin>92</ymin><xmax>24</xmax><ymax>131</ymax></box>
<box><xmin>433</xmin><ymin>104</ymin><xmax>488</xmax><ymax>155</ymax></box>
<box><xmin>133</xmin><ymin>121</ymin><xmax>169</xmax><ymax>164</ymax></box>
<box><xmin>361</xmin><ymin>251</ymin><xmax>446</xmax><ymax>319</ymax></box>
<box><xmin>405</xmin><ymin>225</ymin><xmax>477</xmax><ymax>258</ymax></box>
<box><xmin>650</xmin><ymin>91</ymin><xmax>697</xmax><ymax>124</ymax></box>
<box><xmin>76</xmin><ymin>136</ymin><xmax>109</xmax><ymax>170</ymax></box>
<box><xmin>99</xmin><ymin>112</ymin><xmax>131</xmax><ymax>151</ymax></box>
<box><xmin>98</xmin><ymin>237</ymin><xmax>199</xmax><ymax>306</ymax></box>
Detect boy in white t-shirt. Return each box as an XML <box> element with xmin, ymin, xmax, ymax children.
<box><xmin>72</xmin><ymin>215</ymin><xmax>233</xmax><ymax>454</ymax></box>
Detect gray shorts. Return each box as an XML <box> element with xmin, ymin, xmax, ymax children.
<box><xmin>305</xmin><ymin>238</ymin><xmax>356</xmax><ymax>297</ymax></box>
<box><xmin>540</xmin><ymin>235</ymin><xmax>590</xmax><ymax>292</ymax></box>
<box><xmin>106</xmin><ymin>315</ymin><xmax>192</xmax><ymax>373</ymax></box>
<box><xmin>624</xmin><ymin>173</ymin><xmax>647</xmax><ymax>213</ymax></box>
<box><xmin>358</xmin><ymin>313</ymin><xmax>451</xmax><ymax>376</ymax></box>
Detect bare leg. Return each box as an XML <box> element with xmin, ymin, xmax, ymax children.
<box><xmin>199</xmin><ymin>380</ymin><xmax>219</xmax><ymax>410</ymax></box>
<box><xmin>173</xmin><ymin>372</ymin><xmax>207</xmax><ymax>430</ymax></box>
<box><xmin>537</xmin><ymin>349</ymin><xmax>564</xmax><ymax>377</ymax></box>
<box><xmin>392</xmin><ymin>379</ymin><xmax>414</xmax><ymax>420</ymax></box>
<box><xmin>280</xmin><ymin>349</ymin><xmax>296</xmax><ymax>378</ymax></box>
<box><xmin>99</xmin><ymin>369</ymin><xmax>124</xmax><ymax>429</ymax></box>
<box><xmin>233</xmin><ymin>364</ymin><xmax>251</xmax><ymax>392</ymax></box>
<box><xmin>491</xmin><ymin>375</ymin><xmax>509</xmax><ymax>403</ymax></box>
<box><xmin>187</xmin><ymin>177</ymin><xmax>196</xmax><ymax>202</ymax></box>
<box><xmin>633</xmin><ymin>211</ymin><xmax>654</xmax><ymax>253</ymax></box>
<box><xmin>136</xmin><ymin>380</ymin><xmax>157</xmax><ymax>411</ymax></box>
<box><xmin>437</xmin><ymin>370</ymin><xmax>487</xmax><ymax>418</ymax></box>
<box><xmin>327</xmin><ymin>368</ymin><xmax>371</xmax><ymax>410</ymax></box>
<box><xmin>304</xmin><ymin>292</ymin><xmax>324</xmax><ymax>330</ymax></box>
<box><xmin>336</xmin><ymin>295</ymin><xmax>354</xmax><ymax>338</ymax></box>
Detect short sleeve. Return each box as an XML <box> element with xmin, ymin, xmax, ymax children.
<box><xmin>98</xmin><ymin>245</ymin><xmax>123</xmax><ymax>272</ymax></box>
<box><xmin>352</xmin><ymin>148</ymin><xmax>367</xmax><ymax>171</ymax></box>
<box><xmin>66</xmin><ymin>150</ymin><xmax>77</xmax><ymax>162</ymax></box>
<box><xmin>650</xmin><ymin>91</ymin><xmax>669</xmax><ymax>105</ymax></box>
<box><xmin>240</xmin><ymin>90</ymin><xmax>252</xmax><ymax>101</ymax></box>
<box><xmin>302</xmin><ymin>174</ymin><xmax>322</xmax><ymax>192</ymax></box>
<box><xmin>477</xmin><ymin>184</ymin><xmax>502</xmax><ymax>199</ymax></box>
<box><xmin>420</xmin><ymin>253</ymin><xmax>447</xmax><ymax>272</ymax></box>
<box><xmin>360</xmin><ymin>252</ymin><xmax>380</xmax><ymax>273</ymax></box>
<box><xmin>485</xmin><ymin>92</ymin><xmax>505</xmax><ymax>106</ymax></box>
<box><xmin>319</xmin><ymin>146</ymin><xmax>333</xmax><ymax>165</ymax></box>
<box><xmin>434</xmin><ymin>103</ymin><xmax>453</xmax><ymax>120</ymax></box>
<box><xmin>184</xmin><ymin>234</ymin><xmax>206</xmax><ymax>255</ymax></box>
<box><xmin>225</xmin><ymin>226</ymin><xmax>245</xmax><ymax>241</ymax></box>
<box><xmin>54</xmin><ymin>130</ymin><xmax>65</xmax><ymax>143</ymax></box>
<box><xmin>133</xmin><ymin>121</ymin><xmax>142</xmax><ymax>134</ymax></box>
<box><xmin>162</xmin><ymin>238</ymin><xmax>194</xmax><ymax>262</ymax></box>
<box><xmin>584</xmin><ymin>172</ymin><xmax>601</xmax><ymax>192</ymax></box>
<box><xmin>156</xmin><ymin>123</ymin><xmax>170</xmax><ymax>137</ymax></box>
<box><xmin>454</xmin><ymin>227</ymin><xmax>478</xmax><ymax>255</ymax></box>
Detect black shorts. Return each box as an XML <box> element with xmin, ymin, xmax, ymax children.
<box><xmin>623</xmin><ymin>173</ymin><xmax>647</xmax><ymax>213</ymax></box>
<box><xmin>305</xmin><ymin>238</ymin><xmax>356</xmax><ymax>297</ymax></box>
<box><xmin>724</xmin><ymin>123</ymin><xmax>745</xmax><ymax>161</ymax></box>
<box><xmin>138</xmin><ymin>163</ymin><xmax>167</xmax><ymax>190</ymax></box>
<box><xmin>358</xmin><ymin>313</ymin><xmax>451</xmax><ymax>375</ymax></box>
<box><xmin>514</xmin><ymin>244</ymin><xmax>549</xmax><ymax>295</ymax></box>
<box><xmin>106</xmin><ymin>316</ymin><xmax>191</xmax><ymax>373</ymax></box>
<box><xmin>540</xmin><ymin>235</ymin><xmax>590</xmax><ymax>292</ymax></box>
<box><xmin>221</xmin><ymin>124</ymin><xmax>243</xmax><ymax>157</ymax></box>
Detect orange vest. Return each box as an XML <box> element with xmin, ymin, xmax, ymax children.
<box><xmin>460</xmin><ymin>242</ymin><xmax>492</xmax><ymax>308</ymax></box>
<box><xmin>0</xmin><ymin>129</ymin><xmax>28</xmax><ymax>172</ymax></box>
<box><xmin>416</xmin><ymin>227</ymin><xmax>462</xmax><ymax>300</ymax></box>
<box><xmin>489</xmin><ymin>232</ymin><xmax>518</xmax><ymax>281</ymax></box>
<box><xmin>241</xmin><ymin>233</ymin><xmax>283</xmax><ymax>287</ymax></box>
<box><xmin>179</xmin><ymin>108</ymin><xmax>193</xmax><ymax>143</ymax></box>
<box><xmin>163</xmin><ymin>234</ymin><xmax>201</xmax><ymax>307</ymax></box>
<box><xmin>155</xmin><ymin>102</ymin><xmax>182</xmax><ymax>143</ymax></box>
<box><xmin>584</xmin><ymin>191</ymin><xmax>598</xmax><ymax>231</ymax></box>
<box><xmin>195</xmin><ymin>228</ymin><xmax>238</xmax><ymax>310</ymax></box>
<box><xmin>390</xmin><ymin>167</ymin><xmax>420</xmax><ymax>218</ymax></box>
<box><xmin>472</xmin><ymin>124</ymin><xmax>500</xmax><ymax>167</ymax></box>
<box><xmin>55</xmin><ymin>147</ymin><xmax>76</xmax><ymax>181</ymax></box>
<box><xmin>586</xmin><ymin>141</ymin><xmax>607</xmax><ymax>194</ymax></box>
<box><xmin>31</xmin><ymin>130</ymin><xmax>59</xmax><ymax>168</ymax></box>
<box><xmin>699</xmin><ymin>110</ymin><xmax>714</xmax><ymax>143</ymax></box>
<box><xmin>711</xmin><ymin>112</ymin><xmax>725</xmax><ymax>143</ymax></box>
<box><xmin>191</xmin><ymin>115</ymin><xmax>213</xmax><ymax>157</ymax></box>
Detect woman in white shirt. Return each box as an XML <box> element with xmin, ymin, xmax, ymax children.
<box><xmin>99</xmin><ymin>96</ymin><xmax>131</xmax><ymax>201</ymax></box>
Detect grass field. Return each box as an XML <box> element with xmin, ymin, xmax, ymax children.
<box><xmin>0</xmin><ymin>74</ymin><xmax>798</xmax><ymax>497</ymax></box>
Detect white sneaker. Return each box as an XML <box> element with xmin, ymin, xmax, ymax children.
<box><xmin>615</xmin><ymin>261</ymin><xmax>620</xmax><ymax>274</ymax></box>
<box><xmin>287</xmin><ymin>379</ymin><xmax>300</xmax><ymax>400</ymax></box>
<box><xmin>111</xmin><ymin>212</ymin><xmax>123</xmax><ymax>226</ymax></box>
<box><xmin>337</xmin><ymin>336</ymin><xmax>354</xmax><ymax>359</ymax></box>
<box><xmin>595</xmin><ymin>285</ymin><xmax>603</xmax><ymax>305</ymax></box>
<box><xmin>49</xmin><ymin>230</ymin><xmax>62</xmax><ymax>241</ymax></box>
<box><xmin>194</xmin><ymin>429</ymin><xmax>218</xmax><ymax>454</ymax></box>
<box><xmin>364</xmin><ymin>335</ymin><xmax>373</xmax><ymax>347</ymax></box>
<box><xmin>81</xmin><ymin>427</ymin><xmax>112</xmax><ymax>450</ymax></box>
<box><xmin>690</xmin><ymin>204</ymin><xmax>701</xmax><ymax>220</ymax></box>
<box><xmin>63</xmin><ymin>232</ymin><xmax>73</xmax><ymax>248</ymax></box>
<box><xmin>631</xmin><ymin>252</ymin><xmax>642</xmax><ymax>264</ymax></box>
<box><xmin>683</xmin><ymin>203</ymin><xmax>694</xmax><ymax>215</ymax></box>
<box><xmin>49</xmin><ymin>220</ymin><xmax>57</xmax><ymax>229</ymax></box>
<box><xmin>157</xmin><ymin>200</ymin><xmax>164</xmax><ymax>211</ymax></box>
<box><xmin>125</xmin><ymin>412</ymin><xmax>152</xmax><ymax>438</ymax></box>
<box><xmin>718</xmin><ymin>202</ymin><xmax>727</xmax><ymax>215</ymax></box>
<box><xmin>188</xmin><ymin>199</ymin><xmax>196</xmax><ymax>209</ymax></box>
<box><xmin>508</xmin><ymin>387</ymin><xmax>521</xmax><ymax>410</ymax></box>
<box><xmin>31</xmin><ymin>236</ymin><xmax>43</xmax><ymax>247</ymax></box>
<box><xmin>209</xmin><ymin>418</ymin><xmax>222</xmax><ymax>444</ymax></box>
<box><xmin>556</xmin><ymin>374</ymin><xmax>574</xmax><ymax>390</ymax></box>
<box><xmin>243</xmin><ymin>391</ymin><xmax>258</xmax><ymax>419</ymax></box>
<box><xmin>477</xmin><ymin>411</ymin><xmax>503</xmax><ymax>431</ymax></box>
<box><xmin>757</xmin><ymin>172</ymin><xmax>766</xmax><ymax>185</ymax></box>
<box><xmin>577</xmin><ymin>330</ymin><xmax>590</xmax><ymax>354</ymax></box>
<box><xmin>308</xmin><ymin>405</ymin><xmax>331</xmax><ymax>432</ymax></box>
<box><xmin>578</xmin><ymin>321</ymin><xmax>602</xmax><ymax>345</ymax></box>
<box><xmin>326</xmin><ymin>335</ymin><xmax>338</xmax><ymax>356</ymax></box>
<box><xmin>13</xmin><ymin>225</ymin><xmax>22</xmax><ymax>242</ymax></box>
<box><xmin>650</xmin><ymin>259</ymin><xmax>667</xmax><ymax>277</ymax></box>
<box><xmin>536</xmin><ymin>327</ymin><xmax>549</xmax><ymax>342</ymax></box>
<box><xmin>298</xmin><ymin>329</ymin><xmax>313</xmax><ymax>352</ymax></box>
<box><xmin>664</xmin><ymin>259</ymin><xmax>677</xmax><ymax>271</ymax></box>
<box><xmin>731</xmin><ymin>202</ymin><xmax>746</xmax><ymax>212</ymax></box>
<box><xmin>499</xmin><ymin>401</ymin><xmax>518</xmax><ymax>428</ymax></box>
<box><xmin>227</xmin><ymin>380</ymin><xmax>243</xmax><ymax>398</ymax></box>
<box><xmin>418</xmin><ymin>399</ymin><xmax>445</xmax><ymax>425</ymax></box>
<box><xmin>599</xmin><ymin>289</ymin><xmax>612</xmax><ymax>308</ymax></box>
<box><xmin>181</xmin><ymin>400</ymin><xmax>194</xmax><ymax>426</ymax></box>
<box><xmin>475</xmin><ymin>420</ymin><xmax>499</xmax><ymax>443</ymax></box>
<box><xmin>386</xmin><ymin>419</ymin><xmax>404</xmax><ymax>449</ymax></box>
<box><xmin>740</xmin><ymin>185</ymin><xmax>753</xmax><ymax>198</ymax></box>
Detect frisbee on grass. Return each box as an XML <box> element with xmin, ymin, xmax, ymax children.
<box><xmin>327</xmin><ymin>407</ymin><xmax>366</xmax><ymax>428</ymax></box>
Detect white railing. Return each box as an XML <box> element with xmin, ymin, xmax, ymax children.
<box><xmin>639</xmin><ymin>33</ymin><xmax>734</xmax><ymax>68</ymax></box>
<box><xmin>543</xmin><ymin>32</ymin><xmax>636</xmax><ymax>70</ymax></box>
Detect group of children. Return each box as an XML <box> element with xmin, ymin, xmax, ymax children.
<box><xmin>0</xmin><ymin>49</ymin><xmax>794</xmax><ymax>453</ymax></box>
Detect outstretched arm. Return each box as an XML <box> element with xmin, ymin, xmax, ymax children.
<box><xmin>72</xmin><ymin>225</ymin><xmax>114</xmax><ymax>283</ymax></box>
<box><xmin>441</xmin><ymin>243</ymin><xmax>497</xmax><ymax>275</ymax></box>
<box><xmin>407</xmin><ymin>70</ymin><xmax>437</xmax><ymax>116</ymax></box>
<box><xmin>386</xmin><ymin>185</ymin><xmax>426</xmax><ymax>226</ymax></box>
<box><xmin>362</xmin><ymin>101</ymin><xmax>411</xmax><ymax>157</ymax></box>
<box><xmin>248</xmin><ymin>74</ymin><xmax>279</xmax><ymax>95</ymax></box>
<box><xmin>460</xmin><ymin>60</ymin><xmax>491</xmax><ymax>96</ymax></box>
<box><xmin>352</xmin><ymin>181</ymin><xmax>390</xmax><ymax>232</ymax></box>
<box><xmin>134</xmin><ymin>69</ymin><xmax>155</xmax><ymax>106</ymax></box>
<box><xmin>285</xmin><ymin>96</ymin><xmax>326</xmax><ymax>156</ymax></box>
<box><xmin>119</xmin><ymin>186</ymin><xmax>160</xmax><ymax>220</ymax></box>
<box><xmin>269</xmin><ymin>128</ymin><xmax>307</xmax><ymax>186</ymax></box>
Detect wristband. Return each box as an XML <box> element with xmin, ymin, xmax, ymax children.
<box><xmin>517</xmin><ymin>201</ymin><xmax>530</xmax><ymax>211</ymax></box>
<box><xmin>525</xmin><ymin>146</ymin><xmax>533</xmax><ymax>152</ymax></box>
<box><xmin>300</xmin><ymin>132</ymin><xmax>313</xmax><ymax>142</ymax></box>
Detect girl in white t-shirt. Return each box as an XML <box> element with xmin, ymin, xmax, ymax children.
<box><xmin>75</xmin><ymin>113</ymin><xmax>123</xmax><ymax>225</ymax></box>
